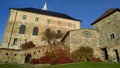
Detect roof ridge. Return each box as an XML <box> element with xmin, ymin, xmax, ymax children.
<box><xmin>10</xmin><ymin>7</ymin><xmax>81</xmax><ymax>21</ymax></box>
<box><xmin>91</xmin><ymin>8</ymin><xmax>120</xmax><ymax>25</ymax></box>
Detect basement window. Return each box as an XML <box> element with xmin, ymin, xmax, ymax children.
<box><xmin>6</xmin><ymin>53</ymin><xmax>8</xmax><ymax>56</ymax></box>
<box><xmin>14</xmin><ymin>54</ymin><xmax>17</xmax><ymax>56</ymax></box>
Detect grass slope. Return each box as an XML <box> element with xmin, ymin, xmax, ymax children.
<box><xmin>41</xmin><ymin>62</ymin><xmax>120</xmax><ymax>68</ymax></box>
<box><xmin>0</xmin><ymin>62</ymin><xmax>120</xmax><ymax>68</ymax></box>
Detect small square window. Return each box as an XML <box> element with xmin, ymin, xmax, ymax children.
<box><xmin>35</xmin><ymin>17</ymin><xmax>39</xmax><ymax>22</ymax></box>
<box><xmin>23</xmin><ymin>15</ymin><xmax>27</xmax><ymax>20</ymax></box>
<box><xmin>47</xmin><ymin>19</ymin><xmax>50</xmax><ymax>24</ymax></box>
<box><xmin>58</xmin><ymin>21</ymin><xmax>61</xmax><ymax>25</ymax></box>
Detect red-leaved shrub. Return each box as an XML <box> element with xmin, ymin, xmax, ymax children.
<box><xmin>30</xmin><ymin>49</ymin><xmax>73</xmax><ymax>64</ymax></box>
<box><xmin>90</xmin><ymin>58</ymin><xmax>103</xmax><ymax>62</ymax></box>
<box><xmin>30</xmin><ymin>58</ymin><xmax>39</xmax><ymax>64</ymax></box>
<box><xmin>21</xmin><ymin>41</ymin><xmax>35</xmax><ymax>50</ymax></box>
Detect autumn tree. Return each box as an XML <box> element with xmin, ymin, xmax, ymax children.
<box><xmin>42</xmin><ymin>28</ymin><xmax>64</xmax><ymax>45</ymax></box>
<box><xmin>21</xmin><ymin>41</ymin><xmax>35</xmax><ymax>50</ymax></box>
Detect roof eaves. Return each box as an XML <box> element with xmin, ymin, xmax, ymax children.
<box><xmin>91</xmin><ymin>8</ymin><xmax>120</xmax><ymax>25</ymax></box>
<box><xmin>9</xmin><ymin>8</ymin><xmax>81</xmax><ymax>21</ymax></box>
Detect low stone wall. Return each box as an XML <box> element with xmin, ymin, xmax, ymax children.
<box><xmin>0</xmin><ymin>45</ymin><xmax>66</xmax><ymax>64</ymax></box>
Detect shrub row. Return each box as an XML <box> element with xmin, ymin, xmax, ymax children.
<box><xmin>31</xmin><ymin>49</ymin><xmax>73</xmax><ymax>64</ymax></box>
<box><xmin>30</xmin><ymin>46</ymin><xmax>102</xmax><ymax>64</ymax></box>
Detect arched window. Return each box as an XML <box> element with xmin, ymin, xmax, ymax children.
<box><xmin>45</xmin><ymin>28</ymin><xmax>50</xmax><ymax>37</ymax></box>
<box><xmin>19</xmin><ymin>25</ymin><xmax>25</xmax><ymax>34</ymax></box>
<box><xmin>33</xmin><ymin>27</ymin><xmax>38</xmax><ymax>36</ymax></box>
<box><xmin>46</xmin><ymin>28</ymin><xmax>50</xmax><ymax>34</ymax></box>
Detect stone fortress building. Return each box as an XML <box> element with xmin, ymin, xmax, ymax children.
<box><xmin>62</xmin><ymin>8</ymin><xmax>120</xmax><ymax>62</ymax></box>
<box><xmin>0</xmin><ymin>4</ymin><xmax>120</xmax><ymax>64</ymax></box>
<box><xmin>0</xmin><ymin>8</ymin><xmax>80</xmax><ymax>49</ymax></box>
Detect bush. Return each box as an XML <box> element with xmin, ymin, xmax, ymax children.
<box><xmin>71</xmin><ymin>46</ymin><xmax>93</xmax><ymax>62</ymax></box>
<box><xmin>21</xmin><ymin>41</ymin><xmax>35</xmax><ymax>50</ymax></box>
<box><xmin>30</xmin><ymin>58</ymin><xmax>39</xmax><ymax>64</ymax></box>
<box><xmin>90</xmin><ymin>58</ymin><xmax>103</xmax><ymax>62</ymax></box>
<box><xmin>39</xmin><ymin>56</ymin><xmax>50</xmax><ymax>64</ymax></box>
<box><xmin>31</xmin><ymin>49</ymin><xmax>73</xmax><ymax>64</ymax></box>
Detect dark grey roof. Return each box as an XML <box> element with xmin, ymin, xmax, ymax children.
<box><xmin>10</xmin><ymin>8</ymin><xmax>81</xmax><ymax>21</ymax></box>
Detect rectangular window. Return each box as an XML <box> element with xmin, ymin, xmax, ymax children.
<box><xmin>110</xmin><ymin>34</ymin><xmax>115</xmax><ymax>39</ymax></box>
<box><xmin>23</xmin><ymin>15</ymin><xmax>27</xmax><ymax>20</ymax></box>
<box><xmin>13</xmin><ymin>39</ymin><xmax>17</xmax><ymax>45</ymax></box>
<box><xmin>35</xmin><ymin>17</ymin><xmax>39</xmax><ymax>22</ymax></box>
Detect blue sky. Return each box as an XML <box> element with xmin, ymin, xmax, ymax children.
<box><xmin>0</xmin><ymin>0</ymin><xmax>120</xmax><ymax>43</ymax></box>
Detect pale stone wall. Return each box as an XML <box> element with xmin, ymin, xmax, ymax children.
<box><xmin>1</xmin><ymin>9</ymin><xmax>80</xmax><ymax>49</ymax></box>
<box><xmin>93</xmin><ymin>11</ymin><xmax>120</xmax><ymax>48</ymax></box>
<box><xmin>0</xmin><ymin>49</ymin><xmax>23</xmax><ymax>64</ymax></box>
<box><xmin>62</xmin><ymin>29</ymin><xmax>103</xmax><ymax>59</ymax></box>
<box><xmin>63</xmin><ymin>29</ymin><xmax>100</xmax><ymax>52</ymax></box>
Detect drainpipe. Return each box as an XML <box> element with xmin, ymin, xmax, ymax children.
<box><xmin>8</xmin><ymin>10</ymin><xmax>18</xmax><ymax>48</ymax></box>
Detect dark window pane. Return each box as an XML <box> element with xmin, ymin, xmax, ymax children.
<box><xmin>45</xmin><ymin>28</ymin><xmax>51</xmax><ymax>38</ymax></box>
<box><xmin>33</xmin><ymin>27</ymin><xmax>38</xmax><ymax>36</ymax></box>
<box><xmin>13</xmin><ymin>39</ymin><xmax>17</xmax><ymax>45</ymax></box>
<box><xmin>19</xmin><ymin>25</ymin><xmax>25</xmax><ymax>34</ymax></box>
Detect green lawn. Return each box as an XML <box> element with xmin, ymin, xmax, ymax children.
<box><xmin>41</xmin><ymin>62</ymin><xmax>120</xmax><ymax>68</ymax></box>
<box><xmin>0</xmin><ymin>62</ymin><xmax>120</xmax><ymax>68</ymax></box>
